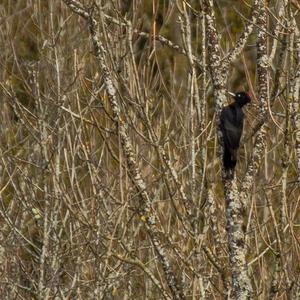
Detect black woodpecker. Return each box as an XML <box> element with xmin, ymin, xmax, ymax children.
<box><xmin>220</xmin><ymin>91</ymin><xmax>251</xmax><ymax>177</ymax></box>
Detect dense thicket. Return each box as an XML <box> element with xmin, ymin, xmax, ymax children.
<box><xmin>0</xmin><ymin>1</ymin><xmax>299</xmax><ymax>299</ymax></box>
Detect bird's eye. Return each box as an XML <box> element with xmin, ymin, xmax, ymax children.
<box><xmin>237</xmin><ymin>94</ymin><xmax>241</xmax><ymax>98</ymax></box>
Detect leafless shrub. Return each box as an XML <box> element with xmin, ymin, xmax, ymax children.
<box><xmin>0</xmin><ymin>1</ymin><xmax>299</xmax><ymax>299</ymax></box>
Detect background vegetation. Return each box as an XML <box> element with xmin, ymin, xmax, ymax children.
<box><xmin>0</xmin><ymin>0</ymin><xmax>299</xmax><ymax>299</ymax></box>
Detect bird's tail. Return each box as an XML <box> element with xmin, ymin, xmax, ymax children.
<box><xmin>223</xmin><ymin>146</ymin><xmax>237</xmax><ymax>171</ymax></box>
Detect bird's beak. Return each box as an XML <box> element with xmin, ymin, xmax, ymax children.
<box><xmin>227</xmin><ymin>91</ymin><xmax>235</xmax><ymax>97</ymax></box>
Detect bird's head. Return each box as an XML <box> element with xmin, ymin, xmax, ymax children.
<box><xmin>228</xmin><ymin>91</ymin><xmax>251</xmax><ymax>107</ymax></box>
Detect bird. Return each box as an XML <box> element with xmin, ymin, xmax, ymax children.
<box><xmin>220</xmin><ymin>91</ymin><xmax>251</xmax><ymax>177</ymax></box>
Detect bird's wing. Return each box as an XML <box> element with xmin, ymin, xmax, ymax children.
<box><xmin>220</xmin><ymin>108</ymin><xmax>243</xmax><ymax>150</ymax></box>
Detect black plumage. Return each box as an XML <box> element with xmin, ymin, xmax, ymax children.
<box><xmin>220</xmin><ymin>92</ymin><xmax>251</xmax><ymax>174</ymax></box>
